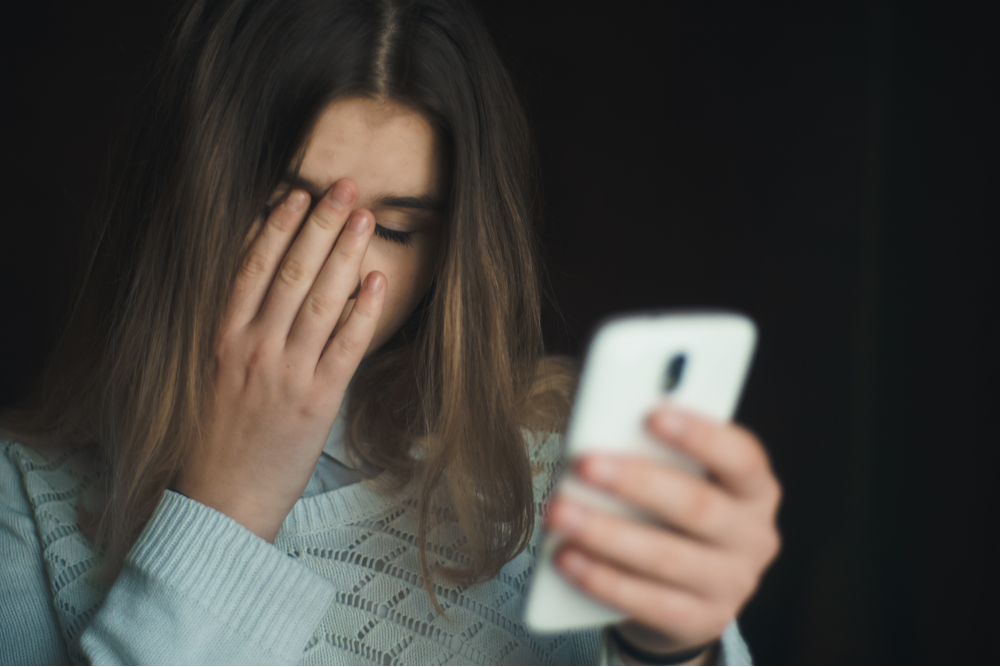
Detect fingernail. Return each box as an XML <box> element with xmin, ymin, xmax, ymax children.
<box><xmin>330</xmin><ymin>182</ymin><xmax>354</xmax><ymax>208</ymax></box>
<box><xmin>553</xmin><ymin>500</ymin><xmax>587</xmax><ymax>532</ymax></box>
<box><xmin>655</xmin><ymin>409</ymin><xmax>689</xmax><ymax>438</ymax></box>
<box><xmin>579</xmin><ymin>455</ymin><xmax>619</xmax><ymax>486</ymax></box>
<box><xmin>284</xmin><ymin>190</ymin><xmax>308</xmax><ymax>211</ymax></box>
<box><xmin>364</xmin><ymin>272</ymin><xmax>384</xmax><ymax>292</ymax></box>
<box><xmin>349</xmin><ymin>212</ymin><xmax>370</xmax><ymax>233</ymax></box>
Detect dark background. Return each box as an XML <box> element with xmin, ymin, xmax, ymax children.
<box><xmin>1</xmin><ymin>1</ymin><xmax>996</xmax><ymax>663</ymax></box>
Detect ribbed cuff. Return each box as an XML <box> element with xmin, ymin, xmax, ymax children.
<box><xmin>125</xmin><ymin>490</ymin><xmax>336</xmax><ymax>662</ymax></box>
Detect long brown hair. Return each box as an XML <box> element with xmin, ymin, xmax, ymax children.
<box><xmin>0</xmin><ymin>0</ymin><xmax>576</xmax><ymax>605</ymax></box>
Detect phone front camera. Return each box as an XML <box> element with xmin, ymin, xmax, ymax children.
<box><xmin>663</xmin><ymin>353</ymin><xmax>686</xmax><ymax>393</ymax></box>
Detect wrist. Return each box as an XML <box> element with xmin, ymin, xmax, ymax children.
<box><xmin>608</xmin><ymin>626</ymin><xmax>717</xmax><ymax>666</ymax></box>
<box><xmin>172</xmin><ymin>478</ymin><xmax>289</xmax><ymax>542</ymax></box>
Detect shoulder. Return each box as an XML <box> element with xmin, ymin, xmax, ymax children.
<box><xmin>0</xmin><ymin>438</ymin><xmax>51</xmax><ymax>502</ymax></box>
<box><xmin>1</xmin><ymin>438</ymin><xmax>31</xmax><ymax>508</ymax></box>
<box><xmin>0</xmin><ymin>437</ymin><xmax>99</xmax><ymax>544</ymax></box>
<box><xmin>1</xmin><ymin>438</ymin><xmax>96</xmax><ymax>500</ymax></box>
<box><xmin>0</xmin><ymin>439</ymin><xmax>76</xmax><ymax>663</ymax></box>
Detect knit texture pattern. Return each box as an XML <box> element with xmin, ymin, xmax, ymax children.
<box><xmin>4</xmin><ymin>434</ymin><xmax>604</xmax><ymax>664</ymax></box>
<box><xmin>6</xmin><ymin>441</ymin><xmax>105</xmax><ymax>664</ymax></box>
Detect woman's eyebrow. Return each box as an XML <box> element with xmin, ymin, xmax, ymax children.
<box><xmin>372</xmin><ymin>193</ymin><xmax>446</xmax><ymax>213</ymax></box>
<box><xmin>282</xmin><ymin>172</ymin><xmax>445</xmax><ymax>213</ymax></box>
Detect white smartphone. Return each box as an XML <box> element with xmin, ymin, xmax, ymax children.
<box><xmin>523</xmin><ymin>310</ymin><xmax>757</xmax><ymax>633</ymax></box>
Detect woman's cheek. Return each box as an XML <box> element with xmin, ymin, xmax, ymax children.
<box><xmin>357</xmin><ymin>234</ymin><xmax>438</xmax><ymax>355</ymax></box>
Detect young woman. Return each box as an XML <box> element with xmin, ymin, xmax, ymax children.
<box><xmin>0</xmin><ymin>0</ymin><xmax>781</xmax><ymax>663</ymax></box>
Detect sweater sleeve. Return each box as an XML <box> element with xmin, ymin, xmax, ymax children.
<box><xmin>79</xmin><ymin>490</ymin><xmax>337</xmax><ymax>665</ymax></box>
<box><xmin>0</xmin><ymin>442</ymin><xmax>69</xmax><ymax>664</ymax></box>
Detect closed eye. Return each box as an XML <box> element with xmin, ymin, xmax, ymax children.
<box><xmin>374</xmin><ymin>223</ymin><xmax>413</xmax><ymax>247</ymax></box>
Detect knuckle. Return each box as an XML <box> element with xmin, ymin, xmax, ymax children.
<box><xmin>319</xmin><ymin>350</ymin><xmax>351</xmax><ymax>380</ymax></box>
<box><xmin>219</xmin><ymin>341</ymin><xmax>273</xmax><ymax>390</ymax></box>
<box><xmin>273</xmin><ymin>204</ymin><xmax>305</xmax><ymax>232</ymax></box>
<box><xmin>311</xmin><ymin>202</ymin><xmax>342</xmax><ymax>232</ymax></box>
<box><xmin>683</xmin><ymin>483</ymin><xmax>718</xmax><ymax>525</ymax></box>
<box><xmin>277</xmin><ymin>256</ymin><xmax>310</xmax><ymax>287</ymax></box>
<box><xmin>329</xmin><ymin>333</ymin><xmax>365</xmax><ymax>360</ymax></box>
<box><xmin>296</xmin><ymin>399</ymin><xmax>322</xmax><ymax>422</ymax></box>
<box><xmin>303</xmin><ymin>291</ymin><xmax>339</xmax><ymax>319</ymax></box>
<box><xmin>242</xmin><ymin>250</ymin><xmax>269</xmax><ymax>279</ymax></box>
<box><xmin>243</xmin><ymin>342</ymin><xmax>273</xmax><ymax>374</ymax></box>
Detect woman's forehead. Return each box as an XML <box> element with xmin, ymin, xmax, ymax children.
<box><xmin>297</xmin><ymin>97</ymin><xmax>447</xmax><ymax>207</ymax></box>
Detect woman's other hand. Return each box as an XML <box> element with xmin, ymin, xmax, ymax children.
<box><xmin>546</xmin><ymin>406</ymin><xmax>782</xmax><ymax>663</ymax></box>
<box><xmin>174</xmin><ymin>179</ymin><xmax>385</xmax><ymax>542</ymax></box>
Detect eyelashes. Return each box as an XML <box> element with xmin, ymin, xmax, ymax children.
<box><xmin>373</xmin><ymin>224</ymin><xmax>414</xmax><ymax>247</ymax></box>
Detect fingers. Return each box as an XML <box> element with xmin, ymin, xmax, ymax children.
<box><xmin>553</xmin><ymin>545</ymin><xmax>732</xmax><ymax>646</ymax></box>
<box><xmin>224</xmin><ymin>189</ymin><xmax>310</xmax><ymax>331</ymax></box>
<box><xmin>256</xmin><ymin>180</ymin><xmax>361</xmax><ymax>333</ymax></box>
<box><xmin>316</xmin><ymin>270</ymin><xmax>385</xmax><ymax>383</ymax></box>
<box><xmin>284</xmin><ymin>207</ymin><xmax>375</xmax><ymax>356</ymax></box>
<box><xmin>573</xmin><ymin>456</ymin><xmax>741</xmax><ymax>544</ymax></box>
<box><xmin>647</xmin><ymin>408</ymin><xmax>780</xmax><ymax>503</ymax></box>
<box><xmin>547</xmin><ymin>497</ymin><xmax>737</xmax><ymax>597</ymax></box>
<box><xmin>549</xmin><ymin>407</ymin><xmax>782</xmax><ymax>651</ymax></box>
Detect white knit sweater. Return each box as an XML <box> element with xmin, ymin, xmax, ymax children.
<box><xmin>0</xmin><ymin>425</ymin><xmax>752</xmax><ymax>664</ymax></box>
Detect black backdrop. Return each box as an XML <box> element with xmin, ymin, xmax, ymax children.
<box><xmin>1</xmin><ymin>1</ymin><xmax>996</xmax><ymax>663</ymax></box>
